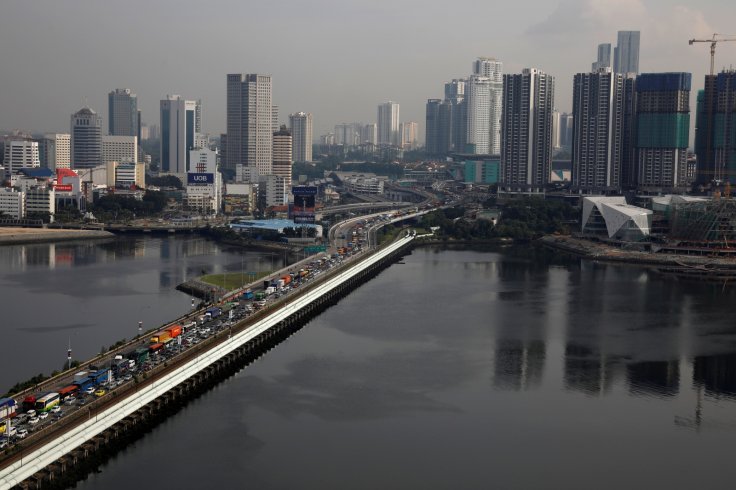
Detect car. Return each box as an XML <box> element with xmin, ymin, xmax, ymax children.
<box><xmin>51</xmin><ymin>405</ymin><xmax>61</xmax><ymax>413</ymax></box>
<box><xmin>25</xmin><ymin>409</ymin><xmax>36</xmax><ymax>418</ymax></box>
<box><xmin>38</xmin><ymin>411</ymin><xmax>49</xmax><ymax>420</ymax></box>
<box><xmin>94</xmin><ymin>389</ymin><xmax>106</xmax><ymax>397</ymax></box>
<box><xmin>124</xmin><ymin>374</ymin><xmax>133</xmax><ymax>381</ymax></box>
<box><xmin>15</xmin><ymin>428</ymin><xmax>28</xmax><ymax>439</ymax></box>
<box><xmin>85</xmin><ymin>387</ymin><xmax>95</xmax><ymax>395</ymax></box>
<box><xmin>0</xmin><ymin>437</ymin><xmax>8</xmax><ymax>449</ymax></box>
<box><xmin>28</xmin><ymin>417</ymin><xmax>40</xmax><ymax>425</ymax></box>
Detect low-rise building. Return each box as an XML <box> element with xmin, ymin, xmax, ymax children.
<box><xmin>582</xmin><ymin>196</ymin><xmax>652</xmax><ymax>241</ymax></box>
<box><xmin>0</xmin><ymin>188</ymin><xmax>25</xmax><ymax>219</ymax></box>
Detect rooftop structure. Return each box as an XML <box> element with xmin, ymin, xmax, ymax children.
<box><xmin>582</xmin><ymin>196</ymin><xmax>652</xmax><ymax>241</ymax></box>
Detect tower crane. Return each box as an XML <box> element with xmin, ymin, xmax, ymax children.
<box><xmin>688</xmin><ymin>33</ymin><xmax>736</xmax><ymax>76</ymax></box>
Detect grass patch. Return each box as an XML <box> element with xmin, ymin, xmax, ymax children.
<box><xmin>200</xmin><ymin>271</ymin><xmax>273</xmax><ymax>290</ymax></box>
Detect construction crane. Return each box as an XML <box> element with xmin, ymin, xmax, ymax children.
<box><xmin>689</xmin><ymin>33</ymin><xmax>736</xmax><ymax>76</ymax></box>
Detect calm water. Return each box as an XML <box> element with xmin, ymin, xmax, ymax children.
<box><xmin>0</xmin><ymin>235</ymin><xmax>286</xmax><ymax>392</ymax></box>
<box><xmin>61</xmin><ymin>244</ymin><xmax>736</xmax><ymax>490</ymax></box>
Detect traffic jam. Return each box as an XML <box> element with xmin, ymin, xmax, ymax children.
<box><xmin>0</xmin><ymin>236</ymin><xmax>370</xmax><ymax>451</ymax></box>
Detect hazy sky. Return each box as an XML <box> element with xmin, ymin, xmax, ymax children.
<box><xmin>1</xmin><ymin>0</ymin><xmax>735</xmax><ymax>140</ymax></box>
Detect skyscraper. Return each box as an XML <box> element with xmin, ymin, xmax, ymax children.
<box><xmin>70</xmin><ymin>107</ymin><xmax>102</xmax><ymax>169</ymax></box>
<box><xmin>592</xmin><ymin>44</ymin><xmax>612</xmax><ymax>72</ymax></box>
<box><xmin>160</xmin><ymin>95</ymin><xmax>197</xmax><ymax>174</ymax></box>
<box><xmin>400</xmin><ymin>122</ymin><xmax>418</xmax><ymax>149</ymax></box>
<box><xmin>695</xmin><ymin>71</ymin><xmax>736</xmax><ymax>185</ymax></box>
<box><xmin>108</xmin><ymin>89</ymin><xmax>139</xmax><ymax>137</ymax></box>
<box><xmin>500</xmin><ymin>68</ymin><xmax>555</xmax><ymax>193</ymax></box>
<box><xmin>289</xmin><ymin>112</ymin><xmax>313</xmax><ymax>163</ymax></box>
<box><xmin>425</xmin><ymin>99</ymin><xmax>441</xmax><ymax>154</ymax></box>
<box><xmin>571</xmin><ymin>70</ymin><xmax>629</xmax><ymax>192</ymax></box>
<box><xmin>226</xmin><ymin>74</ymin><xmax>273</xmax><ymax>175</ymax></box>
<box><xmin>272</xmin><ymin>125</ymin><xmax>292</xmax><ymax>203</ymax></box>
<box><xmin>634</xmin><ymin>73</ymin><xmax>691</xmax><ymax>191</ymax></box>
<box><xmin>614</xmin><ymin>31</ymin><xmax>640</xmax><ymax>75</ymax></box>
<box><xmin>377</xmin><ymin>101</ymin><xmax>400</xmax><ymax>146</ymax></box>
<box><xmin>465</xmin><ymin>75</ymin><xmax>492</xmax><ymax>154</ymax></box>
<box><xmin>362</xmin><ymin>123</ymin><xmax>377</xmax><ymax>146</ymax></box>
<box><xmin>472</xmin><ymin>57</ymin><xmax>503</xmax><ymax>154</ymax></box>
<box><xmin>445</xmin><ymin>79</ymin><xmax>466</xmax><ymax>152</ymax></box>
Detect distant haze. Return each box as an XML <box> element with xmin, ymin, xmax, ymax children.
<box><xmin>1</xmin><ymin>0</ymin><xmax>734</xmax><ymax>142</ymax></box>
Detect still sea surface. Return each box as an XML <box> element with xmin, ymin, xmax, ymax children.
<box><xmin>6</xmin><ymin>238</ymin><xmax>736</xmax><ymax>489</ymax></box>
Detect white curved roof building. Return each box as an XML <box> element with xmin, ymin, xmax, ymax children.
<box><xmin>582</xmin><ymin>196</ymin><xmax>652</xmax><ymax>241</ymax></box>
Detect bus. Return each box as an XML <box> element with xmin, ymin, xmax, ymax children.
<box><xmin>34</xmin><ymin>392</ymin><xmax>60</xmax><ymax>413</ymax></box>
<box><xmin>57</xmin><ymin>384</ymin><xmax>79</xmax><ymax>402</ymax></box>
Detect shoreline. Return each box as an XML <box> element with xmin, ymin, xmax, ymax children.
<box><xmin>0</xmin><ymin>227</ymin><xmax>115</xmax><ymax>245</ymax></box>
<box><xmin>539</xmin><ymin>235</ymin><xmax>736</xmax><ymax>279</ymax></box>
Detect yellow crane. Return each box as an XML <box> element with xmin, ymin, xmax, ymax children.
<box><xmin>689</xmin><ymin>33</ymin><xmax>736</xmax><ymax>76</ymax></box>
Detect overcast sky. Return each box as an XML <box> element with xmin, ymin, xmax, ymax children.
<box><xmin>1</xmin><ymin>0</ymin><xmax>735</xmax><ymax>141</ymax></box>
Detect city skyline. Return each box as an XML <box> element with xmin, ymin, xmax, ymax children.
<box><xmin>0</xmin><ymin>0</ymin><xmax>734</xmax><ymax>141</ymax></box>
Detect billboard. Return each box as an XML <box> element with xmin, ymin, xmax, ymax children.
<box><xmin>292</xmin><ymin>186</ymin><xmax>316</xmax><ymax>224</ymax></box>
<box><xmin>292</xmin><ymin>186</ymin><xmax>318</xmax><ymax>197</ymax></box>
<box><xmin>187</xmin><ymin>173</ymin><xmax>214</xmax><ymax>185</ymax></box>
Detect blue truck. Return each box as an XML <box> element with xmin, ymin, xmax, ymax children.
<box><xmin>206</xmin><ymin>307</ymin><xmax>222</xmax><ymax>319</ymax></box>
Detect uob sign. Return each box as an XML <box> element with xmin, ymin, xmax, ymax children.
<box><xmin>187</xmin><ymin>173</ymin><xmax>214</xmax><ymax>185</ymax></box>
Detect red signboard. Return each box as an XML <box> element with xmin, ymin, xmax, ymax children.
<box><xmin>55</xmin><ymin>184</ymin><xmax>73</xmax><ymax>192</ymax></box>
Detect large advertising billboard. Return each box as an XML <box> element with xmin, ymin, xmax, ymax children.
<box><xmin>187</xmin><ymin>173</ymin><xmax>214</xmax><ymax>185</ymax></box>
<box><xmin>292</xmin><ymin>186</ymin><xmax>317</xmax><ymax>224</ymax></box>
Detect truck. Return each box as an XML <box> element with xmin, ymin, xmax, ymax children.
<box><xmin>73</xmin><ymin>371</ymin><xmax>89</xmax><ymax>383</ymax></box>
<box><xmin>0</xmin><ymin>398</ymin><xmax>17</xmax><ymax>420</ymax></box>
<box><xmin>255</xmin><ymin>291</ymin><xmax>266</xmax><ymax>301</ymax></box>
<box><xmin>206</xmin><ymin>307</ymin><xmax>222</xmax><ymax>319</ymax></box>
<box><xmin>265</xmin><ymin>286</ymin><xmax>276</xmax><ymax>295</ymax></box>
<box><xmin>241</xmin><ymin>290</ymin><xmax>255</xmax><ymax>300</ymax></box>
<box><xmin>281</xmin><ymin>275</ymin><xmax>292</xmax><ymax>286</ymax></box>
<box><xmin>151</xmin><ymin>330</ymin><xmax>171</xmax><ymax>343</ymax></box>
<box><xmin>166</xmin><ymin>324</ymin><xmax>183</xmax><ymax>338</ymax></box>
<box><xmin>89</xmin><ymin>369</ymin><xmax>110</xmax><ymax>386</ymax></box>
<box><xmin>126</xmin><ymin>347</ymin><xmax>149</xmax><ymax>365</ymax></box>
<box><xmin>73</xmin><ymin>377</ymin><xmax>95</xmax><ymax>393</ymax></box>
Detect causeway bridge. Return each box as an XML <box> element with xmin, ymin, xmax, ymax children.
<box><xmin>0</xmin><ymin>223</ymin><xmax>418</xmax><ymax>489</ymax></box>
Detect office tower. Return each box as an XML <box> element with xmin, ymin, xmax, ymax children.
<box><xmin>438</xmin><ymin>100</ymin><xmax>454</xmax><ymax>154</ymax></box>
<box><xmin>272</xmin><ymin>125</ymin><xmax>293</xmax><ymax>201</ymax></box>
<box><xmin>377</xmin><ymin>101</ymin><xmax>400</xmax><ymax>146</ymax></box>
<box><xmin>445</xmin><ymin>79</ymin><xmax>467</xmax><ymax>152</ymax></box>
<box><xmin>634</xmin><ymin>73</ymin><xmax>691</xmax><ymax>191</ymax></box>
<box><xmin>425</xmin><ymin>99</ymin><xmax>441</xmax><ymax>154</ymax></box>
<box><xmin>3</xmin><ymin>138</ymin><xmax>40</xmax><ymax>173</ymax></box>
<box><xmin>400</xmin><ymin>122</ymin><xmax>418</xmax><ymax>149</ymax></box>
<box><xmin>102</xmin><ymin>135</ymin><xmax>138</xmax><ymax>164</ymax></box>
<box><xmin>472</xmin><ymin>57</ymin><xmax>503</xmax><ymax>154</ymax></box>
<box><xmin>571</xmin><ymin>70</ymin><xmax>629</xmax><ymax>192</ymax></box>
<box><xmin>226</xmin><ymin>74</ymin><xmax>273</xmax><ymax>175</ymax></box>
<box><xmin>500</xmin><ymin>68</ymin><xmax>555</xmax><ymax>192</ymax></box>
<box><xmin>108</xmin><ymin>88</ymin><xmax>139</xmax><ymax>137</ymax></box>
<box><xmin>160</xmin><ymin>95</ymin><xmax>197</xmax><ymax>174</ymax></box>
<box><xmin>695</xmin><ymin>71</ymin><xmax>736</xmax><ymax>185</ymax></box>
<box><xmin>39</xmin><ymin>134</ymin><xmax>71</xmax><ymax>170</ymax></box>
<box><xmin>289</xmin><ymin>112</ymin><xmax>313</xmax><ymax>162</ymax></box>
<box><xmin>592</xmin><ymin>44</ymin><xmax>612</xmax><ymax>72</ymax></box>
<box><xmin>614</xmin><ymin>31</ymin><xmax>640</xmax><ymax>75</ymax></box>
<box><xmin>362</xmin><ymin>123</ymin><xmax>377</xmax><ymax>146</ymax></box>
<box><xmin>70</xmin><ymin>107</ymin><xmax>102</xmax><ymax>169</ymax></box>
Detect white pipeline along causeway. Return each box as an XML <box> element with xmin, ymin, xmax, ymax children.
<box><xmin>0</xmin><ymin>234</ymin><xmax>414</xmax><ymax>489</ymax></box>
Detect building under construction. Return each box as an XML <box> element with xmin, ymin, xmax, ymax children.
<box><xmin>669</xmin><ymin>197</ymin><xmax>736</xmax><ymax>248</ymax></box>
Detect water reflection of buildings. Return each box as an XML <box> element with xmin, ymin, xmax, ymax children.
<box><xmin>627</xmin><ymin>361</ymin><xmax>679</xmax><ymax>397</ymax></box>
<box><xmin>694</xmin><ymin>353</ymin><xmax>736</xmax><ymax>398</ymax></box>
<box><xmin>494</xmin><ymin>339</ymin><xmax>546</xmax><ymax>390</ymax></box>
<box><xmin>564</xmin><ymin>344</ymin><xmax>616</xmax><ymax>396</ymax></box>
